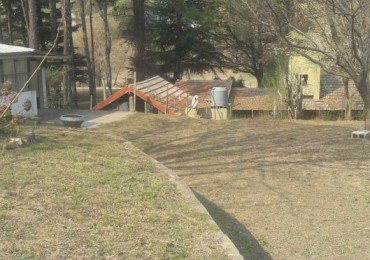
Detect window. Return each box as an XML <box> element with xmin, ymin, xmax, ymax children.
<box><xmin>2</xmin><ymin>59</ymin><xmax>29</xmax><ymax>92</ymax></box>
<box><xmin>300</xmin><ymin>74</ymin><xmax>308</xmax><ymax>87</ymax></box>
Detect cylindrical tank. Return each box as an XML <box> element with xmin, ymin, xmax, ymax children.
<box><xmin>211</xmin><ymin>87</ymin><xmax>228</xmax><ymax>107</ymax></box>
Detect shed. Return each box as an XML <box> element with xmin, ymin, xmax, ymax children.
<box><xmin>0</xmin><ymin>44</ymin><xmax>47</xmax><ymax>109</ymax></box>
<box><xmin>174</xmin><ymin>79</ymin><xmax>232</xmax><ymax>119</ymax></box>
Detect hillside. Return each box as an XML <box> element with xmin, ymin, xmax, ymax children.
<box><xmin>0</xmin><ymin>124</ymin><xmax>232</xmax><ymax>259</ymax></box>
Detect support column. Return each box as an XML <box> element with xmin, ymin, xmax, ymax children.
<box><xmin>129</xmin><ymin>93</ymin><xmax>135</xmax><ymax>112</ymax></box>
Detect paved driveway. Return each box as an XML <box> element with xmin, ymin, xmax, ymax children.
<box><xmin>38</xmin><ymin>108</ymin><xmax>132</xmax><ymax>128</ymax></box>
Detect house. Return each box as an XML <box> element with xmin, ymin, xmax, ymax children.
<box><xmin>0</xmin><ymin>44</ymin><xmax>47</xmax><ymax>114</ymax></box>
<box><xmin>229</xmin><ymin>56</ymin><xmax>364</xmax><ymax>119</ymax></box>
<box><xmin>289</xmin><ymin>55</ymin><xmax>364</xmax><ymax>118</ymax></box>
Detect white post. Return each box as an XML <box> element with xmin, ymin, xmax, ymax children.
<box><xmin>41</xmin><ymin>68</ymin><xmax>48</xmax><ymax>108</ymax></box>
<box><xmin>133</xmin><ymin>72</ymin><xmax>136</xmax><ymax>112</ymax></box>
<box><xmin>102</xmin><ymin>79</ymin><xmax>107</xmax><ymax>100</ymax></box>
<box><xmin>166</xmin><ymin>84</ymin><xmax>169</xmax><ymax>114</ymax></box>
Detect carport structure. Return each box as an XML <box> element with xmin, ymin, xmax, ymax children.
<box><xmin>93</xmin><ymin>76</ymin><xmax>192</xmax><ymax>115</ymax></box>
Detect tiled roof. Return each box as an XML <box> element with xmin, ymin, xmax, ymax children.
<box><xmin>230</xmin><ymin>88</ymin><xmax>276</xmax><ymax>110</ymax></box>
<box><xmin>0</xmin><ymin>44</ymin><xmax>34</xmax><ymax>55</ymax></box>
<box><xmin>174</xmin><ymin>79</ymin><xmax>232</xmax><ymax>108</ymax></box>
<box><xmin>303</xmin><ymin>74</ymin><xmax>363</xmax><ymax>110</ymax></box>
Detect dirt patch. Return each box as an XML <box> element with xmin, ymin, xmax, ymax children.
<box><xmin>105</xmin><ymin>114</ymin><xmax>370</xmax><ymax>260</ymax></box>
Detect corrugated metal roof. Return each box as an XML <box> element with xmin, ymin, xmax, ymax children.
<box><xmin>132</xmin><ymin>76</ymin><xmax>192</xmax><ymax>113</ymax></box>
<box><xmin>94</xmin><ymin>76</ymin><xmax>192</xmax><ymax>114</ymax></box>
<box><xmin>0</xmin><ymin>44</ymin><xmax>35</xmax><ymax>55</ymax></box>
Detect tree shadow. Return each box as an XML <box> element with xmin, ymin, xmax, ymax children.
<box><xmin>193</xmin><ymin>189</ymin><xmax>273</xmax><ymax>260</ymax></box>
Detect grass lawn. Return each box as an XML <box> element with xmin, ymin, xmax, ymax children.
<box><xmin>0</xmin><ymin>124</ymin><xmax>229</xmax><ymax>259</ymax></box>
<box><xmin>102</xmin><ymin>113</ymin><xmax>370</xmax><ymax>260</ymax></box>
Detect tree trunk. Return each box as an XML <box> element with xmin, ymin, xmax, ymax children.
<box><xmin>132</xmin><ymin>0</ymin><xmax>146</xmax><ymax>81</ymax></box>
<box><xmin>49</xmin><ymin>0</ymin><xmax>58</xmax><ymax>53</ymax></box>
<box><xmin>28</xmin><ymin>0</ymin><xmax>38</xmax><ymax>49</ymax></box>
<box><xmin>99</xmin><ymin>4</ymin><xmax>112</xmax><ymax>94</ymax></box>
<box><xmin>0</xmin><ymin>16</ymin><xmax>3</xmax><ymax>42</ymax></box>
<box><xmin>89</xmin><ymin>0</ymin><xmax>96</xmax><ymax>93</ymax></box>
<box><xmin>6</xmin><ymin>2</ymin><xmax>13</xmax><ymax>45</ymax></box>
<box><xmin>62</xmin><ymin>0</ymin><xmax>73</xmax><ymax>107</ymax></box>
<box><xmin>79</xmin><ymin>0</ymin><xmax>96</xmax><ymax>106</ymax></box>
<box><xmin>104</xmin><ymin>15</ymin><xmax>112</xmax><ymax>95</ymax></box>
<box><xmin>255</xmin><ymin>70</ymin><xmax>264</xmax><ymax>88</ymax></box>
<box><xmin>342</xmin><ymin>77</ymin><xmax>352</xmax><ymax>120</ymax></box>
<box><xmin>354</xmin><ymin>75</ymin><xmax>370</xmax><ymax>130</ymax></box>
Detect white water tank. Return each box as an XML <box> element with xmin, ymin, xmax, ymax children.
<box><xmin>211</xmin><ymin>87</ymin><xmax>228</xmax><ymax>107</ymax></box>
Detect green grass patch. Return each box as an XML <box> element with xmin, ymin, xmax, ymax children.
<box><xmin>0</xmin><ymin>125</ymin><xmax>227</xmax><ymax>259</ymax></box>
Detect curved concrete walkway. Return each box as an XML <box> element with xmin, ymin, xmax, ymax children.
<box><xmin>38</xmin><ymin>108</ymin><xmax>132</xmax><ymax>128</ymax></box>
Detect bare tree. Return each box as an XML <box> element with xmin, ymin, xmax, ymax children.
<box><xmin>95</xmin><ymin>0</ymin><xmax>113</xmax><ymax>94</ymax></box>
<box><xmin>49</xmin><ymin>0</ymin><xmax>58</xmax><ymax>53</ymax></box>
<box><xmin>78</xmin><ymin>0</ymin><xmax>96</xmax><ymax>106</ymax></box>
<box><xmin>132</xmin><ymin>0</ymin><xmax>146</xmax><ymax>81</ymax></box>
<box><xmin>284</xmin><ymin>74</ymin><xmax>303</xmax><ymax>119</ymax></box>
<box><xmin>89</xmin><ymin>0</ymin><xmax>96</xmax><ymax>93</ymax></box>
<box><xmin>62</xmin><ymin>0</ymin><xmax>76</xmax><ymax>107</ymax></box>
<box><xmin>4</xmin><ymin>0</ymin><xmax>14</xmax><ymax>44</ymax></box>
<box><xmin>219</xmin><ymin>0</ymin><xmax>280</xmax><ymax>87</ymax></box>
<box><xmin>27</xmin><ymin>0</ymin><xmax>38</xmax><ymax>49</ymax></box>
<box><xmin>260</xmin><ymin>0</ymin><xmax>370</xmax><ymax>129</ymax></box>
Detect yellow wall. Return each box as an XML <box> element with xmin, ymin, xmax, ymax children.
<box><xmin>185</xmin><ymin>108</ymin><xmax>198</xmax><ymax>118</ymax></box>
<box><xmin>289</xmin><ymin>56</ymin><xmax>321</xmax><ymax>99</ymax></box>
<box><xmin>211</xmin><ymin>108</ymin><xmax>228</xmax><ymax>120</ymax></box>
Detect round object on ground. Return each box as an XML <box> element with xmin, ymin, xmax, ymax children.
<box><xmin>60</xmin><ymin>114</ymin><xmax>85</xmax><ymax>128</ymax></box>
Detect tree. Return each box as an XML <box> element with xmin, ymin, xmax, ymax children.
<box><xmin>261</xmin><ymin>0</ymin><xmax>370</xmax><ymax>128</ymax></box>
<box><xmin>78</xmin><ymin>0</ymin><xmax>96</xmax><ymax>106</ymax></box>
<box><xmin>62</xmin><ymin>0</ymin><xmax>77</xmax><ymax>107</ymax></box>
<box><xmin>49</xmin><ymin>0</ymin><xmax>58</xmax><ymax>53</ymax></box>
<box><xmin>2</xmin><ymin>0</ymin><xmax>14</xmax><ymax>44</ymax></box>
<box><xmin>132</xmin><ymin>0</ymin><xmax>146</xmax><ymax>81</ymax></box>
<box><xmin>27</xmin><ymin>0</ymin><xmax>39</xmax><ymax>49</ymax></box>
<box><xmin>89</xmin><ymin>0</ymin><xmax>96</xmax><ymax>91</ymax></box>
<box><xmin>0</xmin><ymin>0</ymin><xmax>27</xmax><ymax>45</ymax></box>
<box><xmin>219</xmin><ymin>0</ymin><xmax>282</xmax><ymax>87</ymax></box>
<box><xmin>145</xmin><ymin>0</ymin><xmax>223</xmax><ymax>82</ymax></box>
<box><xmin>95</xmin><ymin>0</ymin><xmax>114</xmax><ymax>94</ymax></box>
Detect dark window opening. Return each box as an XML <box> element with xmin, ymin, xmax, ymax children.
<box><xmin>300</xmin><ymin>74</ymin><xmax>308</xmax><ymax>86</ymax></box>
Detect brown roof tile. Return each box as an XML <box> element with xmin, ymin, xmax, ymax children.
<box><xmin>303</xmin><ymin>75</ymin><xmax>363</xmax><ymax>110</ymax></box>
<box><xmin>230</xmin><ymin>88</ymin><xmax>276</xmax><ymax>110</ymax></box>
<box><xmin>174</xmin><ymin>80</ymin><xmax>232</xmax><ymax>108</ymax></box>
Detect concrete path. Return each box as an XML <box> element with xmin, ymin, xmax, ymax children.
<box><xmin>38</xmin><ymin>108</ymin><xmax>132</xmax><ymax>128</ymax></box>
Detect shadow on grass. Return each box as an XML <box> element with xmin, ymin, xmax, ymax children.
<box><xmin>193</xmin><ymin>190</ymin><xmax>273</xmax><ymax>260</ymax></box>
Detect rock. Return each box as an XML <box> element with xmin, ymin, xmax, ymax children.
<box><xmin>2</xmin><ymin>130</ymin><xmax>36</xmax><ymax>150</ymax></box>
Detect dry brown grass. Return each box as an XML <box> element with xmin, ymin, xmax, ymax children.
<box><xmin>0</xmin><ymin>124</ymin><xmax>229</xmax><ymax>259</ymax></box>
<box><xmin>103</xmin><ymin>113</ymin><xmax>370</xmax><ymax>260</ymax></box>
